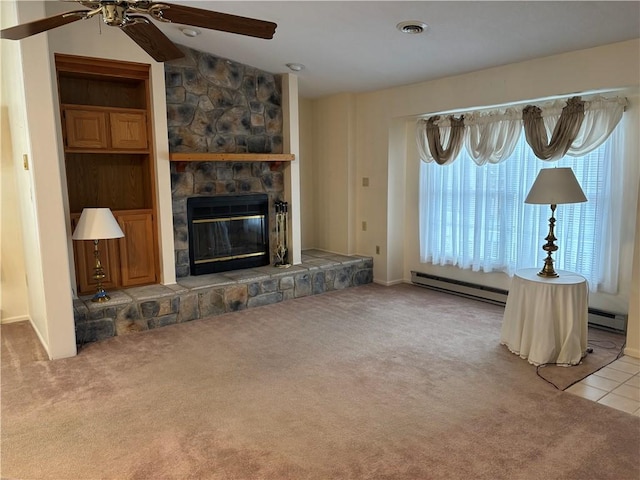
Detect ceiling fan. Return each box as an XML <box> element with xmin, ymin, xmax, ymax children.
<box><xmin>0</xmin><ymin>0</ymin><xmax>277</xmax><ymax>62</ymax></box>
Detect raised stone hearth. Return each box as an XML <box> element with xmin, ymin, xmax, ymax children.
<box><xmin>72</xmin><ymin>250</ymin><xmax>373</xmax><ymax>346</ymax></box>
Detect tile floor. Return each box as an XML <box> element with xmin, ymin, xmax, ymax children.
<box><xmin>566</xmin><ymin>355</ymin><xmax>640</xmax><ymax>416</ymax></box>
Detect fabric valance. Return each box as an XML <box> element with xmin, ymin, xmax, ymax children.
<box><xmin>416</xmin><ymin>95</ymin><xmax>627</xmax><ymax>165</ymax></box>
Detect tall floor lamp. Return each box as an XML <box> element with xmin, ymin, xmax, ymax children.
<box><xmin>72</xmin><ymin>208</ymin><xmax>124</xmax><ymax>302</ymax></box>
<box><xmin>525</xmin><ymin>167</ymin><xmax>587</xmax><ymax>278</ymax></box>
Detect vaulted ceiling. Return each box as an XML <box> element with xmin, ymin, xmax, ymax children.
<box><xmin>43</xmin><ymin>1</ymin><xmax>640</xmax><ymax>98</ymax></box>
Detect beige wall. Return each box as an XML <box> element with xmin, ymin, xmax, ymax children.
<box><xmin>0</xmin><ymin>107</ymin><xmax>29</xmax><ymax>323</ymax></box>
<box><xmin>306</xmin><ymin>39</ymin><xmax>640</xmax><ymax>354</ymax></box>
<box><xmin>299</xmin><ymin>98</ymin><xmax>315</xmax><ymax>249</ymax></box>
<box><xmin>310</xmin><ymin>93</ymin><xmax>357</xmax><ymax>255</ymax></box>
<box><xmin>0</xmin><ymin>1</ymin><xmax>29</xmax><ymax>324</ymax></box>
<box><xmin>1</xmin><ymin>0</ymin><xmax>77</xmax><ymax>357</ymax></box>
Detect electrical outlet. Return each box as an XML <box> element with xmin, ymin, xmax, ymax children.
<box><xmin>362</xmin><ymin>177</ymin><xmax>369</xmax><ymax>187</ymax></box>
<box><xmin>376</xmin><ymin>245</ymin><xmax>380</xmax><ymax>254</ymax></box>
<box><xmin>362</xmin><ymin>221</ymin><xmax>367</xmax><ymax>231</ymax></box>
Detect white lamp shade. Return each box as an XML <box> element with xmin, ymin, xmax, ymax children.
<box><xmin>524</xmin><ymin>167</ymin><xmax>587</xmax><ymax>205</ymax></box>
<box><xmin>72</xmin><ymin>208</ymin><xmax>124</xmax><ymax>240</ymax></box>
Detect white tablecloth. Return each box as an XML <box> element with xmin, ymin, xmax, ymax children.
<box><xmin>500</xmin><ymin>268</ymin><xmax>588</xmax><ymax>366</ymax></box>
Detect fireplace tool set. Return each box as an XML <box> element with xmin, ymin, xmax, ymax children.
<box><xmin>274</xmin><ymin>201</ymin><xmax>290</xmax><ymax>268</ymax></box>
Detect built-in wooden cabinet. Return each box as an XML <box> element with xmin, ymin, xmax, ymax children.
<box><xmin>64</xmin><ymin>109</ymin><xmax>109</xmax><ymax>149</ymax></box>
<box><xmin>109</xmin><ymin>111</ymin><xmax>148</xmax><ymax>150</ymax></box>
<box><xmin>63</xmin><ymin>106</ymin><xmax>148</xmax><ymax>152</ymax></box>
<box><xmin>70</xmin><ymin>210</ymin><xmax>156</xmax><ymax>294</ymax></box>
<box><xmin>117</xmin><ymin>210</ymin><xmax>156</xmax><ymax>286</ymax></box>
<box><xmin>57</xmin><ymin>54</ymin><xmax>159</xmax><ymax>296</ymax></box>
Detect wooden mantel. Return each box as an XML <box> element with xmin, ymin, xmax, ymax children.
<box><xmin>169</xmin><ymin>153</ymin><xmax>295</xmax><ymax>162</ymax></box>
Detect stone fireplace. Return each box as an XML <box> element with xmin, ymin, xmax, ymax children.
<box><xmin>166</xmin><ymin>46</ymin><xmax>289</xmax><ymax>277</ymax></box>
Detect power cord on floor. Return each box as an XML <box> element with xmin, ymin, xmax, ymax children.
<box><xmin>535</xmin><ymin>340</ymin><xmax>626</xmax><ymax>390</ymax></box>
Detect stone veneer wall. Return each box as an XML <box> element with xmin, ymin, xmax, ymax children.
<box><xmin>171</xmin><ymin>161</ymin><xmax>285</xmax><ymax>277</ymax></box>
<box><xmin>165</xmin><ymin>45</ymin><xmax>283</xmax><ymax>154</ymax></box>
<box><xmin>166</xmin><ymin>46</ymin><xmax>288</xmax><ymax>277</ymax></box>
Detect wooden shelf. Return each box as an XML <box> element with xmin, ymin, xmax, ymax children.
<box><xmin>62</xmin><ymin>104</ymin><xmax>147</xmax><ymax>114</ymax></box>
<box><xmin>169</xmin><ymin>153</ymin><xmax>295</xmax><ymax>162</ymax></box>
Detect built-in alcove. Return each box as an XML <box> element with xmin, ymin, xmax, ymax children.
<box><xmin>56</xmin><ymin>54</ymin><xmax>160</xmax><ymax>295</ymax></box>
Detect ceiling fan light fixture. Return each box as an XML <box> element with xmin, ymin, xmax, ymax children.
<box><xmin>181</xmin><ymin>27</ymin><xmax>200</xmax><ymax>37</ymax></box>
<box><xmin>396</xmin><ymin>21</ymin><xmax>428</xmax><ymax>35</ymax></box>
<box><xmin>101</xmin><ymin>4</ymin><xmax>128</xmax><ymax>26</ymax></box>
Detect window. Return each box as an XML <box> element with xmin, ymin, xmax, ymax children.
<box><xmin>419</xmin><ymin>124</ymin><xmax>623</xmax><ymax>293</ymax></box>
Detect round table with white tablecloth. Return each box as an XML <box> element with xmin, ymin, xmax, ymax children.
<box><xmin>500</xmin><ymin>268</ymin><xmax>588</xmax><ymax>366</ymax></box>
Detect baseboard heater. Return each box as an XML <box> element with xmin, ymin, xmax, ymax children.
<box><xmin>410</xmin><ymin>271</ymin><xmax>627</xmax><ymax>333</ymax></box>
<box><xmin>411</xmin><ymin>271</ymin><xmax>509</xmax><ymax>306</ymax></box>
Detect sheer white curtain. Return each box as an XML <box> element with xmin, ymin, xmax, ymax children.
<box><xmin>464</xmin><ymin>108</ymin><xmax>522</xmax><ymax>165</ymax></box>
<box><xmin>418</xmin><ymin>120</ymin><xmax>624</xmax><ymax>293</ymax></box>
<box><xmin>543</xmin><ymin>96</ymin><xmax>626</xmax><ymax>156</ymax></box>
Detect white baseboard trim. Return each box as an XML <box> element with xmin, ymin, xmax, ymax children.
<box><xmin>623</xmin><ymin>346</ymin><xmax>640</xmax><ymax>359</ymax></box>
<box><xmin>29</xmin><ymin>318</ymin><xmax>52</xmax><ymax>360</ymax></box>
<box><xmin>1</xmin><ymin>314</ymin><xmax>30</xmax><ymax>324</ymax></box>
<box><xmin>373</xmin><ymin>278</ymin><xmax>404</xmax><ymax>287</ymax></box>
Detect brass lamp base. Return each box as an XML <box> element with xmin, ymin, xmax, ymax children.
<box><xmin>537</xmin><ymin>204</ymin><xmax>559</xmax><ymax>278</ymax></box>
<box><xmin>537</xmin><ymin>257</ymin><xmax>559</xmax><ymax>278</ymax></box>
<box><xmin>91</xmin><ymin>239</ymin><xmax>111</xmax><ymax>303</ymax></box>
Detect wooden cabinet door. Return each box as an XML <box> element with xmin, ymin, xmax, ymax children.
<box><xmin>109</xmin><ymin>112</ymin><xmax>147</xmax><ymax>150</ymax></box>
<box><xmin>71</xmin><ymin>215</ymin><xmax>120</xmax><ymax>296</ymax></box>
<box><xmin>116</xmin><ymin>211</ymin><xmax>157</xmax><ymax>287</ymax></box>
<box><xmin>65</xmin><ymin>110</ymin><xmax>108</xmax><ymax>149</ymax></box>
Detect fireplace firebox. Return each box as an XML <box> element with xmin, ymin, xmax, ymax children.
<box><xmin>187</xmin><ymin>194</ymin><xmax>270</xmax><ymax>275</ymax></box>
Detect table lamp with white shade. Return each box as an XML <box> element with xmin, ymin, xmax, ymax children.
<box><xmin>525</xmin><ymin>167</ymin><xmax>587</xmax><ymax>278</ymax></box>
<box><xmin>72</xmin><ymin>208</ymin><xmax>124</xmax><ymax>302</ymax></box>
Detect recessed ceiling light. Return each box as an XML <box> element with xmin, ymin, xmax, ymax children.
<box><xmin>286</xmin><ymin>63</ymin><xmax>305</xmax><ymax>72</ymax></box>
<box><xmin>396</xmin><ymin>21</ymin><xmax>428</xmax><ymax>35</ymax></box>
<box><xmin>181</xmin><ymin>27</ymin><xmax>200</xmax><ymax>37</ymax></box>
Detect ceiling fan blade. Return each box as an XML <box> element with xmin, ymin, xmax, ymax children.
<box><xmin>152</xmin><ymin>3</ymin><xmax>277</xmax><ymax>39</ymax></box>
<box><xmin>121</xmin><ymin>21</ymin><xmax>185</xmax><ymax>62</ymax></box>
<box><xmin>0</xmin><ymin>11</ymin><xmax>87</xmax><ymax>40</ymax></box>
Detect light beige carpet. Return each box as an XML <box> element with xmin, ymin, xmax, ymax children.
<box><xmin>2</xmin><ymin>283</ymin><xmax>638</xmax><ymax>480</ymax></box>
